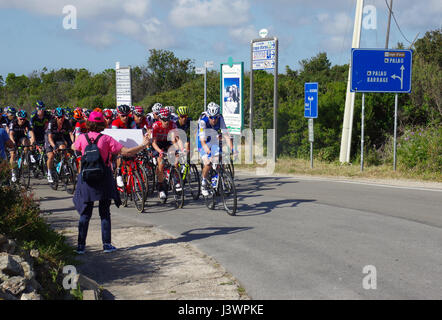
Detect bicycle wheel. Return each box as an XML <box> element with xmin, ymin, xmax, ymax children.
<box><xmin>136</xmin><ymin>165</ymin><xmax>149</xmax><ymax>200</ymax></box>
<box><xmin>19</xmin><ymin>152</ymin><xmax>31</xmax><ymax>189</ymax></box>
<box><xmin>131</xmin><ymin>171</ymin><xmax>145</xmax><ymax>213</ymax></box>
<box><xmin>49</xmin><ymin>169</ymin><xmax>59</xmax><ymax>191</ymax></box>
<box><xmin>62</xmin><ymin>162</ymin><xmax>77</xmax><ymax>195</ymax></box>
<box><xmin>169</xmin><ymin>167</ymin><xmax>184</xmax><ymax>209</ymax></box>
<box><xmin>184</xmin><ymin>164</ymin><xmax>201</xmax><ymax>200</ymax></box>
<box><xmin>145</xmin><ymin>164</ymin><xmax>156</xmax><ymax>197</ymax></box>
<box><xmin>220</xmin><ymin>170</ymin><xmax>237</xmax><ymax>216</ymax></box>
<box><xmin>204</xmin><ymin>170</ymin><xmax>216</xmax><ymax>210</ymax></box>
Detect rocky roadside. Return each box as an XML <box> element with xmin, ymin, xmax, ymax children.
<box><xmin>0</xmin><ymin>234</ymin><xmax>42</xmax><ymax>300</ymax></box>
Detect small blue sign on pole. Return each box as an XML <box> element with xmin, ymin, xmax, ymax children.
<box><xmin>351</xmin><ymin>49</ymin><xmax>413</xmax><ymax>93</ymax></box>
<box><xmin>304</xmin><ymin>82</ymin><xmax>318</xmax><ymax>118</ymax></box>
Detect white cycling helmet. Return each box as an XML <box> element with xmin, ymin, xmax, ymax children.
<box><xmin>206</xmin><ymin>102</ymin><xmax>220</xmax><ymax>117</ymax></box>
<box><xmin>152</xmin><ymin>103</ymin><xmax>162</xmax><ymax>114</ymax></box>
<box><xmin>165</xmin><ymin>106</ymin><xmax>175</xmax><ymax>114</ymax></box>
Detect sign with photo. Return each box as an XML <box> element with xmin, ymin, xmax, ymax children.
<box><xmin>220</xmin><ymin>59</ymin><xmax>244</xmax><ymax>135</ymax></box>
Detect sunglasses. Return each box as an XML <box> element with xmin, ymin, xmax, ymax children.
<box><xmin>56</xmin><ymin>116</ymin><xmax>64</xmax><ymax>119</ymax></box>
<box><xmin>18</xmin><ymin>118</ymin><xmax>26</xmax><ymax>121</ymax></box>
<box><xmin>120</xmin><ymin>114</ymin><xmax>128</xmax><ymax>118</ymax></box>
<box><xmin>209</xmin><ymin>116</ymin><xmax>219</xmax><ymax>120</ymax></box>
<box><xmin>179</xmin><ymin>115</ymin><xmax>188</xmax><ymax>118</ymax></box>
<box><xmin>105</xmin><ymin>117</ymin><xmax>112</xmax><ymax>120</ymax></box>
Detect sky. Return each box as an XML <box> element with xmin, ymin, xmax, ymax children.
<box><xmin>0</xmin><ymin>0</ymin><xmax>441</xmax><ymax>79</ymax></box>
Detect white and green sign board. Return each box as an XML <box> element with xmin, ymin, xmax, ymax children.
<box><xmin>220</xmin><ymin>58</ymin><xmax>244</xmax><ymax>135</ymax></box>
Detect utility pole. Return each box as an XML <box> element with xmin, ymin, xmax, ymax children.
<box><xmin>339</xmin><ymin>0</ymin><xmax>364</xmax><ymax>163</ymax></box>
<box><xmin>385</xmin><ymin>0</ymin><xmax>393</xmax><ymax>48</ymax></box>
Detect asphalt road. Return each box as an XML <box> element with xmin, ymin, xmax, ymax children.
<box><xmin>34</xmin><ymin>172</ymin><xmax>442</xmax><ymax>300</ymax></box>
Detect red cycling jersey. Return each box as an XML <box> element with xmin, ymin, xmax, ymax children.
<box><xmin>135</xmin><ymin>117</ymin><xmax>152</xmax><ymax>130</ymax></box>
<box><xmin>75</xmin><ymin>120</ymin><xmax>87</xmax><ymax>135</ymax></box>
<box><xmin>111</xmin><ymin>116</ymin><xmax>136</xmax><ymax>129</ymax></box>
<box><xmin>152</xmin><ymin>120</ymin><xmax>177</xmax><ymax>143</ymax></box>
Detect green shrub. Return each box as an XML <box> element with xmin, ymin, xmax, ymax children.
<box><xmin>397</xmin><ymin>126</ymin><xmax>442</xmax><ymax>172</ymax></box>
<box><xmin>0</xmin><ymin>161</ymin><xmax>77</xmax><ymax>299</ymax></box>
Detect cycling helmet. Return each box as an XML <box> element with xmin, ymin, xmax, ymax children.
<box><xmin>104</xmin><ymin>109</ymin><xmax>113</xmax><ymax>119</ymax></box>
<box><xmin>206</xmin><ymin>102</ymin><xmax>220</xmax><ymax>117</ymax></box>
<box><xmin>36</xmin><ymin>100</ymin><xmax>45</xmax><ymax>110</ymax></box>
<box><xmin>117</xmin><ymin>104</ymin><xmax>131</xmax><ymax>115</ymax></box>
<box><xmin>152</xmin><ymin>103</ymin><xmax>162</xmax><ymax>114</ymax></box>
<box><xmin>165</xmin><ymin>106</ymin><xmax>175</xmax><ymax>114</ymax></box>
<box><xmin>93</xmin><ymin>107</ymin><xmax>102</xmax><ymax>113</ymax></box>
<box><xmin>84</xmin><ymin>109</ymin><xmax>92</xmax><ymax>117</ymax></box>
<box><xmin>54</xmin><ymin>107</ymin><xmax>65</xmax><ymax>117</ymax></box>
<box><xmin>133</xmin><ymin>106</ymin><xmax>144</xmax><ymax>116</ymax></box>
<box><xmin>177</xmin><ymin>106</ymin><xmax>189</xmax><ymax>116</ymax></box>
<box><xmin>17</xmin><ymin>110</ymin><xmax>27</xmax><ymax>119</ymax></box>
<box><xmin>73</xmin><ymin>108</ymin><xmax>83</xmax><ymax>120</ymax></box>
<box><xmin>6</xmin><ymin>106</ymin><xmax>17</xmax><ymax>115</ymax></box>
<box><xmin>159</xmin><ymin>108</ymin><xmax>170</xmax><ymax>121</ymax></box>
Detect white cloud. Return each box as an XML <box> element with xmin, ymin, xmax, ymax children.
<box><xmin>229</xmin><ymin>24</ymin><xmax>257</xmax><ymax>44</ymax></box>
<box><xmin>169</xmin><ymin>0</ymin><xmax>250</xmax><ymax>28</ymax></box>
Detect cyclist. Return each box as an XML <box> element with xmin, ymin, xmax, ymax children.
<box><xmin>45</xmin><ymin>107</ymin><xmax>74</xmax><ymax>183</ymax></box>
<box><xmin>30</xmin><ymin>101</ymin><xmax>50</xmax><ymax>146</ymax></box>
<box><xmin>197</xmin><ymin>102</ymin><xmax>233</xmax><ymax>196</ymax></box>
<box><xmin>133</xmin><ymin>106</ymin><xmax>151</xmax><ymax>136</ymax></box>
<box><xmin>74</xmin><ymin>110</ymin><xmax>88</xmax><ymax>138</ymax></box>
<box><xmin>103</xmin><ymin>109</ymin><xmax>114</xmax><ymax>129</ymax></box>
<box><xmin>4</xmin><ymin>107</ymin><xmax>17</xmax><ymax>133</ymax></box>
<box><xmin>151</xmin><ymin>108</ymin><xmax>183</xmax><ymax>200</ymax></box>
<box><xmin>113</xmin><ymin>104</ymin><xmax>137</xmax><ymax>187</ymax></box>
<box><xmin>175</xmin><ymin>106</ymin><xmax>192</xmax><ymax>157</ymax></box>
<box><xmin>165</xmin><ymin>106</ymin><xmax>179</xmax><ymax>123</ymax></box>
<box><xmin>112</xmin><ymin>104</ymin><xmax>136</xmax><ymax>129</ymax></box>
<box><xmin>9</xmin><ymin>110</ymin><xmax>35</xmax><ymax>182</ymax></box>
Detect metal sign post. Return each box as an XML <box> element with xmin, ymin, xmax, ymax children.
<box><xmin>251</xmin><ymin>36</ymin><xmax>278</xmax><ymax>164</ymax></box>
<box><xmin>361</xmin><ymin>93</ymin><xmax>365</xmax><ymax>172</ymax></box>
<box><xmin>305</xmin><ymin>82</ymin><xmax>318</xmax><ymax>169</ymax></box>
<box><xmin>196</xmin><ymin>61</ymin><xmax>213</xmax><ymax>111</ymax></box>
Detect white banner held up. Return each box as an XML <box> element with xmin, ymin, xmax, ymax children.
<box><xmin>103</xmin><ymin>129</ymin><xmax>143</xmax><ymax>148</ymax></box>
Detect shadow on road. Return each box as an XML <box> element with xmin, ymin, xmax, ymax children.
<box><xmin>236</xmin><ymin>199</ymin><xmax>316</xmax><ymax>216</ymax></box>
<box><xmin>123</xmin><ymin>226</ymin><xmax>252</xmax><ymax>252</ymax></box>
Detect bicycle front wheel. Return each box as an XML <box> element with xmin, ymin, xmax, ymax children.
<box><xmin>131</xmin><ymin>171</ymin><xmax>145</xmax><ymax>213</ymax></box>
<box><xmin>19</xmin><ymin>152</ymin><xmax>31</xmax><ymax>189</ymax></box>
<box><xmin>62</xmin><ymin>162</ymin><xmax>77</xmax><ymax>195</ymax></box>
<box><xmin>220</xmin><ymin>171</ymin><xmax>237</xmax><ymax>216</ymax></box>
<box><xmin>183</xmin><ymin>164</ymin><xmax>201</xmax><ymax>201</ymax></box>
<box><xmin>170</xmin><ymin>167</ymin><xmax>184</xmax><ymax>209</ymax></box>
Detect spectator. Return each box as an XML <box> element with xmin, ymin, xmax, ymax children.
<box><xmin>72</xmin><ymin>111</ymin><xmax>149</xmax><ymax>254</ymax></box>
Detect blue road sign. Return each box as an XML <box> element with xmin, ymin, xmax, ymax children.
<box><xmin>304</xmin><ymin>82</ymin><xmax>318</xmax><ymax>118</ymax></box>
<box><xmin>351</xmin><ymin>49</ymin><xmax>413</xmax><ymax>93</ymax></box>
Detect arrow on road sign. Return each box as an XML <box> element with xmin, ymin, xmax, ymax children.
<box><xmin>391</xmin><ymin>65</ymin><xmax>405</xmax><ymax>90</ymax></box>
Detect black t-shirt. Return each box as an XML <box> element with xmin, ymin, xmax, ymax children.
<box><xmin>9</xmin><ymin>119</ymin><xmax>31</xmax><ymax>140</ymax></box>
<box><xmin>47</xmin><ymin>118</ymin><xmax>72</xmax><ymax>141</ymax></box>
<box><xmin>30</xmin><ymin>112</ymin><xmax>51</xmax><ymax>140</ymax></box>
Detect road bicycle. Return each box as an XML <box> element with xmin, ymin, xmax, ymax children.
<box><xmin>178</xmin><ymin>155</ymin><xmax>201</xmax><ymax>201</ymax></box>
<box><xmin>29</xmin><ymin>143</ymin><xmax>48</xmax><ymax>180</ymax></box>
<box><xmin>14</xmin><ymin>145</ymin><xmax>31</xmax><ymax>189</ymax></box>
<box><xmin>202</xmin><ymin>132</ymin><xmax>237</xmax><ymax>216</ymax></box>
<box><xmin>116</xmin><ymin>156</ymin><xmax>146</xmax><ymax>213</ymax></box>
<box><xmin>50</xmin><ymin>148</ymin><xmax>77</xmax><ymax>194</ymax></box>
<box><xmin>158</xmin><ymin>152</ymin><xmax>184</xmax><ymax>209</ymax></box>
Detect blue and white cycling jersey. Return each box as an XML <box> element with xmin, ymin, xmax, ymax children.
<box><xmin>197</xmin><ymin>115</ymin><xmax>229</xmax><ymax>155</ymax></box>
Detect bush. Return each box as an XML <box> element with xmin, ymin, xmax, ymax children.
<box><xmin>0</xmin><ymin>161</ymin><xmax>77</xmax><ymax>299</ymax></box>
<box><xmin>397</xmin><ymin>126</ymin><xmax>442</xmax><ymax>172</ymax></box>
